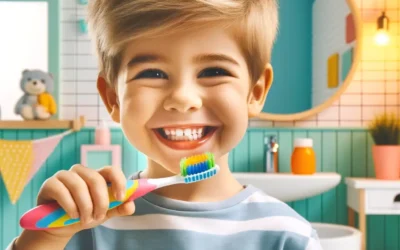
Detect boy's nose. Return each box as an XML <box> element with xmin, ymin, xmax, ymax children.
<box><xmin>163</xmin><ymin>85</ymin><xmax>202</xmax><ymax>113</ymax></box>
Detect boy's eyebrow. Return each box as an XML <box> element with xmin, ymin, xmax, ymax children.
<box><xmin>193</xmin><ymin>53</ymin><xmax>240</xmax><ymax>66</ymax></box>
<box><xmin>127</xmin><ymin>54</ymin><xmax>168</xmax><ymax>68</ymax></box>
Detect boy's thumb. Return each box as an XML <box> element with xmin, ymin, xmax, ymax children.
<box><xmin>106</xmin><ymin>201</ymin><xmax>135</xmax><ymax>219</ymax></box>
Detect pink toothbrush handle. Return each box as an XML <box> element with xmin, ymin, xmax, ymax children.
<box><xmin>20</xmin><ymin>179</ymin><xmax>157</xmax><ymax>230</ymax></box>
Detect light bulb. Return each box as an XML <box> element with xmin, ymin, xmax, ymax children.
<box><xmin>375</xmin><ymin>29</ymin><xmax>390</xmax><ymax>46</ymax></box>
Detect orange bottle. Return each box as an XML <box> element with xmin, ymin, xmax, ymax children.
<box><xmin>291</xmin><ymin>138</ymin><xmax>316</xmax><ymax>175</ymax></box>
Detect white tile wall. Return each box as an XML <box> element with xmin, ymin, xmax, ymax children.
<box><xmin>60</xmin><ymin>0</ymin><xmax>400</xmax><ymax>128</ymax></box>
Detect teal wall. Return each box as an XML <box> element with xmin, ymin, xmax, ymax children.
<box><xmin>0</xmin><ymin>127</ymin><xmax>398</xmax><ymax>250</ymax></box>
<box><xmin>265</xmin><ymin>0</ymin><xmax>314</xmax><ymax>114</ymax></box>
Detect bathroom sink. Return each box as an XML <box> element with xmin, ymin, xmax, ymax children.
<box><xmin>232</xmin><ymin>172</ymin><xmax>341</xmax><ymax>202</ymax></box>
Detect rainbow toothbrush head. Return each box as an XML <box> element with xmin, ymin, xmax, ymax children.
<box><xmin>180</xmin><ymin>152</ymin><xmax>218</xmax><ymax>183</ymax></box>
<box><xmin>20</xmin><ymin>152</ymin><xmax>219</xmax><ymax>230</ymax></box>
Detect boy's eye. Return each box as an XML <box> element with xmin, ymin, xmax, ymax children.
<box><xmin>133</xmin><ymin>69</ymin><xmax>168</xmax><ymax>80</ymax></box>
<box><xmin>198</xmin><ymin>67</ymin><xmax>232</xmax><ymax>78</ymax></box>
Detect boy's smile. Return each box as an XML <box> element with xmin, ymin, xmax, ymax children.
<box><xmin>98</xmin><ymin>24</ymin><xmax>273</xmax><ymax>179</ymax></box>
<box><xmin>153</xmin><ymin>125</ymin><xmax>219</xmax><ymax>150</ymax></box>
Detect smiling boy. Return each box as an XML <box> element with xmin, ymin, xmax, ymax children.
<box><xmin>10</xmin><ymin>0</ymin><xmax>322</xmax><ymax>249</ymax></box>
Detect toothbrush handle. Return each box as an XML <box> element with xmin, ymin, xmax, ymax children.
<box><xmin>19</xmin><ymin>179</ymin><xmax>157</xmax><ymax>230</ymax></box>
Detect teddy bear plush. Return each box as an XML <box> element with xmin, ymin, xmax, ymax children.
<box><xmin>14</xmin><ymin>69</ymin><xmax>57</xmax><ymax>120</ymax></box>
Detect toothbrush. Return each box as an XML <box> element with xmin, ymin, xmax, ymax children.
<box><xmin>19</xmin><ymin>152</ymin><xmax>219</xmax><ymax>230</ymax></box>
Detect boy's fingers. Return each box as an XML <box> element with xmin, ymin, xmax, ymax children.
<box><xmin>98</xmin><ymin>166</ymin><xmax>126</xmax><ymax>201</ymax></box>
<box><xmin>106</xmin><ymin>201</ymin><xmax>135</xmax><ymax>218</ymax></box>
<box><xmin>37</xmin><ymin>177</ymin><xmax>79</xmax><ymax>219</ymax></box>
<box><xmin>56</xmin><ymin>170</ymin><xmax>94</xmax><ymax>224</ymax></box>
<box><xmin>70</xmin><ymin>164</ymin><xmax>110</xmax><ymax>221</ymax></box>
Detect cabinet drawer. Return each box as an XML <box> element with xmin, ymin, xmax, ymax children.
<box><xmin>367</xmin><ymin>189</ymin><xmax>400</xmax><ymax>209</ymax></box>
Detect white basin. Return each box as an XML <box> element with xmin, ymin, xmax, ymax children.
<box><xmin>311</xmin><ymin>223</ymin><xmax>361</xmax><ymax>250</ymax></box>
<box><xmin>233</xmin><ymin>172</ymin><xmax>341</xmax><ymax>202</ymax></box>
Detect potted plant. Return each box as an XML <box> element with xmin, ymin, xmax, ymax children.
<box><xmin>368</xmin><ymin>113</ymin><xmax>400</xmax><ymax>180</ymax></box>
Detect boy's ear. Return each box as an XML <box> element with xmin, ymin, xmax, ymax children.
<box><xmin>97</xmin><ymin>73</ymin><xmax>120</xmax><ymax>123</ymax></box>
<box><xmin>248</xmin><ymin>64</ymin><xmax>273</xmax><ymax>117</ymax></box>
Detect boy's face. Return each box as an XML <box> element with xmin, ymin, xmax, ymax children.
<box><xmin>98</xmin><ymin>25</ymin><xmax>273</xmax><ymax>174</ymax></box>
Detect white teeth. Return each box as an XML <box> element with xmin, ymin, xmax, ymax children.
<box><xmin>161</xmin><ymin>127</ymin><xmax>208</xmax><ymax>141</ymax></box>
<box><xmin>176</xmin><ymin>129</ymin><xmax>183</xmax><ymax>136</ymax></box>
<box><xmin>184</xmin><ymin>129</ymin><xmax>191</xmax><ymax>136</ymax></box>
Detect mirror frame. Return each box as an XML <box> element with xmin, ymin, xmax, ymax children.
<box><xmin>0</xmin><ymin>0</ymin><xmax>60</xmax><ymax>119</ymax></box>
<box><xmin>257</xmin><ymin>0</ymin><xmax>363</xmax><ymax>121</ymax></box>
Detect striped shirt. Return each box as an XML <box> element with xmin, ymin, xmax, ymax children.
<box><xmin>8</xmin><ymin>172</ymin><xmax>322</xmax><ymax>250</ymax></box>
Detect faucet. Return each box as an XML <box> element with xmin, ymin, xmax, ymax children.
<box><xmin>265</xmin><ymin>135</ymin><xmax>279</xmax><ymax>173</ymax></box>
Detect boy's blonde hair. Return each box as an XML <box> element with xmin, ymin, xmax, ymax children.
<box><xmin>87</xmin><ymin>0</ymin><xmax>278</xmax><ymax>86</ymax></box>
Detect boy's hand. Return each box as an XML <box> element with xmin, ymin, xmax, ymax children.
<box><xmin>34</xmin><ymin>164</ymin><xmax>135</xmax><ymax>238</ymax></box>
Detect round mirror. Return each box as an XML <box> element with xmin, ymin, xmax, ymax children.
<box><xmin>258</xmin><ymin>0</ymin><xmax>362</xmax><ymax>121</ymax></box>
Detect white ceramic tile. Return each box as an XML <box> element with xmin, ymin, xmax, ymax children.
<box><xmin>62</xmin><ymin>41</ymin><xmax>76</xmax><ymax>54</ymax></box>
<box><xmin>317</xmin><ymin>121</ymin><xmax>340</xmax><ymax>127</ymax></box>
<box><xmin>62</xmin><ymin>70</ymin><xmax>77</xmax><ymax>81</ymax></box>
<box><xmin>344</xmin><ymin>81</ymin><xmax>362</xmax><ymax>93</ymax></box>
<box><xmin>77</xmin><ymin>69</ymin><xmax>98</xmax><ymax>81</ymax></box>
<box><xmin>77</xmin><ymin>32</ymin><xmax>90</xmax><ymax>41</ymax></box>
<box><xmin>77</xmin><ymin>106</ymin><xmax>98</xmax><ymax>120</ymax></box>
<box><xmin>362</xmin><ymin>82</ymin><xmax>385</xmax><ymax>94</ymax></box>
<box><xmin>77</xmin><ymin>41</ymin><xmax>93</xmax><ymax>54</ymax></box>
<box><xmin>386</xmin><ymin>81</ymin><xmax>398</xmax><ymax>93</ymax></box>
<box><xmin>385</xmin><ymin>106</ymin><xmax>399</xmax><ymax>116</ymax></box>
<box><xmin>62</xmin><ymin>9</ymin><xmax>77</xmax><ymax>22</ymax></box>
<box><xmin>61</xmin><ymin>81</ymin><xmax>77</xmax><ymax>94</ymax></box>
<box><xmin>294</xmin><ymin>120</ymin><xmax>318</xmax><ymax>127</ymax></box>
<box><xmin>61</xmin><ymin>94</ymin><xmax>77</xmax><ymax>106</ymax></box>
<box><xmin>61</xmin><ymin>106</ymin><xmax>76</xmax><ymax>119</ymax></box>
<box><xmin>386</xmin><ymin>94</ymin><xmax>398</xmax><ymax>105</ymax></box>
<box><xmin>77</xmin><ymin>55</ymin><xmax>98</xmax><ymax>68</ymax></box>
<box><xmin>62</xmin><ymin>23</ymin><xmax>78</xmax><ymax>40</ymax></box>
<box><xmin>85</xmin><ymin>120</ymin><xmax>100</xmax><ymax>127</ymax></box>
<box><xmin>62</xmin><ymin>0</ymin><xmax>77</xmax><ymax>8</ymax></box>
<box><xmin>317</xmin><ymin>106</ymin><xmax>339</xmax><ymax>120</ymax></box>
<box><xmin>386</xmin><ymin>61</ymin><xmax>400</xmax><ymax>71</ymax></box>
<box><xmin>340</xmin><ymin>121</ymin><xmax>362</xmax><ymax>127</ymax></box>
<box><xmin>362</xmin><ymin>106</ymin><xmax>386</xmax><ymax>121</ymax></box>
<box><xmin>62</xmin><ymin>55</ymin><xmax>76</xmax><ymax>68</ymax></box>
<box><xmin>362</xmin><ymin>71</ymin><xmax>385</xmax><ymax>81</ymax></box>
<box><xmin>274</xmin><ymin>121</ymin><xmax>295</xmax><ymax>127</ymax></box>
<box><xmin>362</xmin><ymin>94</ymin><xmax>385</xmax><ymax>105</ymax></box>
<box><xmin>77</xmin><ymin>82</ymin><xmax>97</xmax><ymax>94</ymax></box>
<box><xmin>77</xmin><ymin>94</ymin><xmax>99</xmax><ymax>105</ymax></box>
<box><xmin>340</xmin><ymin>94</ymin><xmax>361</xmax><ymax>105</ymax></box>
<box><xmin>340</xmin><ymin>106</ymin><xmax>361</xmax><ymax>121</ymax></box>
<box><xmin>386</xmin><ymin>71</ymin><xmax>399</xmax><ymax>81</ymax></box>
<box><xmin>248</xmin><ymin>120</ymin><xmax>273</xmax><ymax>127</ymax></box>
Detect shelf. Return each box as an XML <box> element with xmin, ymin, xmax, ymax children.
<box><xmin>0</xmin><ymin>116</ymin><xmax>85</xmax><ymax>131</ymax></box>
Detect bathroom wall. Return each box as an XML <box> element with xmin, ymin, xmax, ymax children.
<box><xmin>311</xmin><ymin>0</ymin><xmax>355</xmax><ymax>107</ymax></box>
<box><xmin>0</xmin><ymin>128</ymin><xmax>397</xmax><ymax>250</ymax></box>
<box><xmin>59</xmin><ymin>0</ymin><xmax>399</xmax><ymax>128</ymax></box>
<box><xmin>251</xmin><ymin>0</ymin><xmax>400</xmax><ymax>128</ymax></box>
<box><xmin>265</xmin><ymin>0</ymin><xmax>313</xmax><ymax>114</ymax></box>
<box><xmin>0</xmin><ymin>0</ymin><xmax>399</xmax><ymax>249</ymax></box>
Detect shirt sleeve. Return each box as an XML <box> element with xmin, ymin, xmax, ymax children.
<box><xmin>64</xmin><ymin>229</ymin><xmax>94</xmax><ymax>250</ymax></box>
<box><xmin>305</xmin><ymin>229</ymin><xmax>323</xmax><ymax>250</ymax></box>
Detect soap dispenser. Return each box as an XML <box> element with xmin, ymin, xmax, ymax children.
<box><xmin>95</xmin><ymin>120</ymin><xmax>111</xmax><ymax>145</ymax></box>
